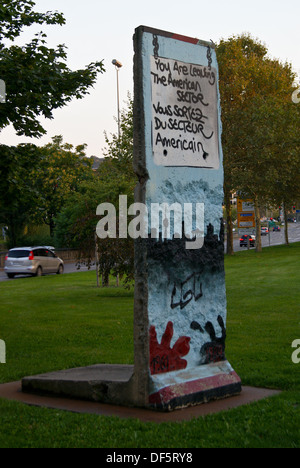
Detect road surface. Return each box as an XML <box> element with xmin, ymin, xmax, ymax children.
<box><xmin>1</xmin><ymin>223</ymin><xmax>299</xmax><ymax>282</ymax></box>
<box><xmin>230</xmin><ymin>222</ymin><xmax>300</xmax><ymax>253</ymax></box>
<box><xmin>0</xmin><ymin>262</ymin><xmax>96</xmax><ymax>282</ymax></box>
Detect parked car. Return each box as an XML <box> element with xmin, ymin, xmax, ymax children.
<box><xmin>273</xmin><ymin>226</ymin><xmax>281</xmax><ymax>232</ymax></box>
<box><xmin>240</xmin><ymin>235</ymin><xmax>256</xmax><ymax>248</ymax></box>
<box><xmin>4</xmin><ymin>246</ymin><xmax>64</xmax><ymax>279</ymax></box>
<box><xmin>261</xmin><ymin>227</ymin><xmax>269</xmax><ymax>236</ymax></box>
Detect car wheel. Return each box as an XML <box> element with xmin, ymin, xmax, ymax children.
<box><xmin>57</xmin><ymin>264</ymin><xmax>64</xmax><ymax>275</ymax></box>
<box><xmin>36</xmin><ymin>267</ymin><xmax>43</xmax><ymax>277</ymax></box>
<box><xmin>7</xmin><ymin>273</ymin><xmax>15</xmax><ymax>279</ymax></box>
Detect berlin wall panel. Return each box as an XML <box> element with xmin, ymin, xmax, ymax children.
<box><xmin>133</xmin><ymin>26</ymin><xmax>241</xmax><ymax>410</ymax></box>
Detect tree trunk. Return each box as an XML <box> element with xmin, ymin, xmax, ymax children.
<box><xmin>254</xmin><ymin>196</ymin><xmax>262</xmax><ymax>252</ymax></box>
<box><xmin>224</xmin><ymin>187</ymin><xmax>234</xmax><ymax>255</ymax></box>
<box><xmin>8</xmin><ymin>214</ymin><xmax>22</xmax><ymax>248</ymax></box>
<box><xmin>49</xmin><ymin>215</ymin><xmax>56</xmax><ymax>238</ymax></box>
<box><xmin>102</xmin><ymin>271</ymin><xmax>110</xmax><ymax>287</ymax></box>
<box><xmin>95</xmin><ymin>233</ymin><xmax>100</xmax><ymax>288</ymax></box>
<box><xmin>7</xmin><ymin>223</ymin><xmax>17</xmax><ymax>249</ymax></box>
<box><xmin>283</xmin><ymin>204</ymin><xmax>289</xmax><ymax>245</ymax></box>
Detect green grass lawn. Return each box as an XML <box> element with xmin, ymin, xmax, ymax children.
<box><xmin>0</xmin><ymin>244</ymin><xmax>299</xmax><ymax>448</ymax></box>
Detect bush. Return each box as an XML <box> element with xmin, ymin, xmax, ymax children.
<box><xmin>18</xmin><ymin>225</ymin><xmax>53</xmax><ymax>248</ymax></box>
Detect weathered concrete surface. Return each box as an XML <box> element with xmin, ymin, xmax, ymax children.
<box><xmin>131</xmin><ymin>26</ymin><xmax>242</xmax><ymax>410</ymax></box>
<box><xmin>22</xmin><ymin>365</ymin><xmax>135</xmax><ymax>405</ymax></box>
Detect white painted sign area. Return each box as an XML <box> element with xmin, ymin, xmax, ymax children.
<box><xmin>151</xmin><ymin>56</ymin><xmax>220</xmax><ymax>168</ymax></box>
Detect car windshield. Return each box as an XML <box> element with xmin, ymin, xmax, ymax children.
<box><xmin>8</xmin><ymin>250</ymin><xmax>30</xmax><ymax>259</ymax></box>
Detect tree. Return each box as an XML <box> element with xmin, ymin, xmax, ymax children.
<box><xmin>55</xmin><ymin>99</ymin><xmax>136</xmax><ymax>287</ymax></box>
<box><xmin>217</xmin><ymin>34</ymin><xmax>298</xmax><ymax>252</ymax></box>
<box><xmin>32</xmin><ymin>136</ymin><xmax>94</xmax><ymax>237</ymax></box>
<box><xmin>102</xmin><ymin>94</ymin><xmax>134</xmax><ymax>181</ymax></box>
<box><xmin>0</xmin><ymin>0</ymin><xmax>104</xmax><ymax>137</ymax></box>
<box><xmin>97</xmin><ymin>97</ymin><xmax>136</xmax><ymax>285</ymax></box>
<box><xmin>55</xmin><ymin>176</ymin><xmax>135</xmax><ymax>287</ymax></box>
<box><xmin>266</xmin><ymin>102</ymin><xmax>300</xmax><ymax>244</ymax></box>
<box><xmin>0</xmin><ymin>1</ymin><xmax>65</xmax><ymax>41</ymax></box>
<box><xmin>0</xmin><ymin>143</ymin><xmax>42</xmax><ymax>247</ymax></box>
<box><xmin>217</xmin><ymin>35</ymin><xmax>269</xmax><ymax>254</ymax></box>
<box><xmin>0</xmin><ymin>135</ymin><xmax>95</xmax><ymax>246</ymax></box>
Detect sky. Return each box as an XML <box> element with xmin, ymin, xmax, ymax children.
<box><xmin>0</xmin><ymin>0</ymin><xmax>299</xmax><ymax>158</ymax></box>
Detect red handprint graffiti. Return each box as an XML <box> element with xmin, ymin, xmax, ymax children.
<box><xmin>149</xmin><ymin>321</ymin><xmax>191</xmax><ymax>375</ymax></box>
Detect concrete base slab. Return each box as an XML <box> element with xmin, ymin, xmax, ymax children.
<box><xmin>22</xmin><ymin>364</ymin><xmax>135</xmax><ymax>406</ymax></box>
<box><xmin>0</xmin><ymin>380</ymin><xmax>281</xmax><ymax>423</ymax></box>
<box><xmin>21</xmin><ymin>363</ymin><xmax>243</xmax><ymax>411</ymax></box>
<box><xmin>22</xmin><ymin>364</ymin><xmax>133</xmax><ymax>394</ymax></box>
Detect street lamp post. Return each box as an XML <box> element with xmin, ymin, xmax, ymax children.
<box><xmin>112</xmin><ymin>59</ymin><xmax>123</xmax><ymax>139</ymax></box>
<box><xmin>112</xmin><ymin>60</ymin><xmax>122</xmax><ymax>288</ymax></box>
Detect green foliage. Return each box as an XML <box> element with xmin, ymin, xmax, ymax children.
<box><xmin>217</xmin><ymin>34</ymin><xmax>298</xmax><ymax>199</ymax></box>
<box><xmin>102</xmin><ymin>94</ymin><xmax>134</xmax><ymax>181</ymax></box>
<box><xmin>55</xmin><ymin>177</ymin><xmax>133</xmax><ymax>249</ymax></box>
<box><xmin>0</xmin><ymin>1</ymin><xmax>65</xmax><ymax>42</ymax></box>
<box><xmin>32</xmin><ymin>136</ymin><xmax>94</xmax><ymax>236</ymax></box>
<box><xmin>0</xmin><ymin>143</ymin><xmax>42</xmax><ymax>247</ymax></box>
<box><xmin>216</xmin><ymin>34</ymin><xmax>300</xmax><ymax>250</ymax></box>
<box><xmin>0</xmin><ymin>0</ymin><xmax>105</xmax><ymax>137</ymax></box>
<box><xmin>0</xmin><ymin>1</ymin><xmax>105</xmax><ymax>247</ymax></box>
<box><xmin>0</xmin><ymin>137</ymin><xmax>94</xmax><ymax>247</ymax></box>
<box><xmin>55</xmin><ymin>98</ymin><xmax>137</xmax><ymax>286</ymax></box>
<box><xmin>18</xmin><ymin>224</ymin><xmax>53</xmax><ymax>248</ymax></box>
<box><xmin>98</xmin><ymin>97</ymin><xmax>136</xmax><ymax>285</ymax></box>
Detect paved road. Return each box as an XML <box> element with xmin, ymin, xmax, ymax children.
<box><xmin>1</xmin><ymin>223</ymin><xmax>299</xmax><ymax>282</ymax></box>
<box><xmin>0</xmin><ymin>262</ymin><xmax>96</xmax><ymax>283</ymax></box>
<box><xmin>231</xmin><ymin>222</ymin><xmax>300</xmax><ymax>253</ymax></box>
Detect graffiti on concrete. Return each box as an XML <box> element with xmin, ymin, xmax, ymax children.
<box><xmin>191</xmin><ymin>315</ymin><xmax>226</xmax><ymax>364</ymax></box>
<box><xmin>171</xmin><ymin>272</ymin><xmax>203</xmax><ymax>310</ymax></box>
<box><xmin>150</xmin><ymin>321</ymin><xmax>190</xmax><ymax>375</ymax></box>
<box><xmin>150</xmin><ymin>55</ymin><xmax>219</xmax><ymax>168</ymax></box>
